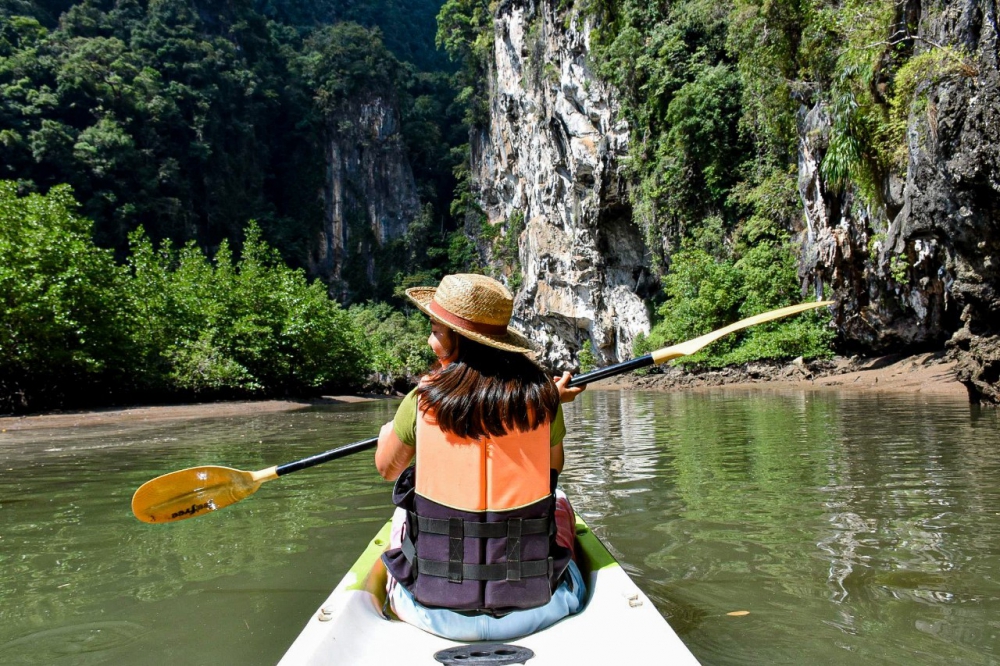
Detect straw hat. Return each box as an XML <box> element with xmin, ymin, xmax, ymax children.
<box><xmin>406</xmin><ymin>274</ymin><xmax>534</xmax><ymax>354</ymax></box>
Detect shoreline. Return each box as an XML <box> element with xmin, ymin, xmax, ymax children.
<box><xmin>0</xmin><ymin>353</ymin><xmax>970</xmax><ymax>432</ymax></box>
<box><xmin>592</xmin><ymin>351</ymin><xmax>969</xmax><ymax>399</ymax></box>
<box><xmin>0</xmin><ymin>394</ymin><xmax>392</xmax><ymax>432</ymax></box>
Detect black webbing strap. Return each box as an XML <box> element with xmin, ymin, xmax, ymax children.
<box><xmin>414</xmin><ymin>556</ymin><xmax>552</xmax><ymax>581</ymax></box>
<box><xmin>506</xmin><ymin>518</ymin><xmax>522</xmax><ymax>581</ymax></box>
<box><xmin>416</xmin><ymin>515</ymin><xmax>549</xmax><ymax>538</ymax></box>
<box><xmin>448</xmin><ymin>518</ymin><xmax>463</xmax><ymax>583</ymax></box>
<box><xmin>401</xmin><ymin>531</ymin><xmax>417</xmax><ymax>563</ymax></box>
<box><xmin>402</xmin><ymin>531</ymin><xmax>549</xmax><ymax>582</ymax></box>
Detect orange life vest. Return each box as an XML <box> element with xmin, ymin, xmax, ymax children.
<box><xmin>382</xmin><ymin>404</ymin><xmax>570</xmax><ymax>615</ymax></box>
<box><xmin>414</xmin><ymin>408</ymin><xmax>551</xmax><ymax>511</ymax></box>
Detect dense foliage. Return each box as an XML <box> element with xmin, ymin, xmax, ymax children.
<box><xmin>579</xmin><ymin>0</ymin><xmax>938</xmax><ymax>364</ymax></box>
<box><xmin>258</xmin><ymin>0</ymin><xmax>453</xmax><ymax>72</ymax></box>
<box><xmin>2</xmin><ymin>0</ymin><xmax>304</xmax><ymax>251</ymax></box>
<box><xmin>15</xmin><ymin>0</ymin><xmax>957</xmax><ymax>408</ymax></box>
<box><xmin>0</xmin><ymin>182</ymin><xmax>435</xmax><ymax>411</ymax></box>
<box><xmin>0</xmin><ymin>181</ymin><xmax>125</xmax><ymax>407</ymax></box>
<box><xmin>0</xmin><ymin>0</ymin><xmax>459</xmax><ymax>410</ymax></box>
<box><xmin>349</xmin><ymin>302</ymin><xmax>436</xmax><ymax>391</ymax></box>
<box><xmin>0</xmin><ymin>0</ymin><xmax>464</xmax><ymax>274</ymax></box>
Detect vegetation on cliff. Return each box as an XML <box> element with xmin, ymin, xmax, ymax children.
<box><xmin>6</xmin><ymin>0</ymin><xmax>969</xmax><ymax>410</ymax></box>
<box><xmin>436</xmin><ymin>0</ymin><xmax>841</xmax><ymax>365</ymax></box>
<box><xmin>581</xmin><ymin>0</ymin><xmax>967</xmax><ymax>365</ymax></box>
<box><xmin>0</xmin><ymin>0</ymin><xmax>461</xmax><ymax>410</ymax></box>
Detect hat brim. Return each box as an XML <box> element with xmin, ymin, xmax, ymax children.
<box><xmin>406</xmin><ymin>286</ymin><xmax>536</xmax><ymax>355</ymax></box>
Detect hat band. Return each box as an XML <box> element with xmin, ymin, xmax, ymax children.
<box><xmin>429</xmin><ymin>300</ymin><xmax>509</xmax><ymax>337</ymax></box>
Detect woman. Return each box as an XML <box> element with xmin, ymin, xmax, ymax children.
<box><xmin>375</xmin><ymin>273</ymin><xmax>586</xmax><ymax>641</ymax></box>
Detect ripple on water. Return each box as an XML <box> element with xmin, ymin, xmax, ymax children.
<box><xmin>0</xmin><ymin>621</ymin><xmax>148</xmax><ymax>665</ymax></box>
<box><xmin>3</xmin><ymin>392</ymin><xmax>999</xmax><ymax>666</ymax></box>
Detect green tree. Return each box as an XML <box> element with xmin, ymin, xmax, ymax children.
<box><xmin>349</xmin><ymin>302</ymin><xmax>434</xmax><ymax>389</ymax></box>
<box><xmin>297</xmin><ymin>22</ymin><xmax>400</xmax><ymax>111</ymax></box>
<box><xmin>0</xmin><ymin>182</ymin><xmax>127</xmax><ymax>409</ymax></box>
<box><xmin>122</xmin><ymin>222</ymin><xmax>370</xmax><ymax>396</ymax></box>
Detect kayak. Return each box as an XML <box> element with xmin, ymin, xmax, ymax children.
<box><xmin>279</xmin><ymin>516</ymin><xmax>700</xmax><ymax>665</ymax></box>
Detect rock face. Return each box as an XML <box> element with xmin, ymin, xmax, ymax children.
<box><xmin>310</xmin><ymin>93</ymin><xmax>421</xmax><ymax>300</ymax></box>
<box><xmin>471</xmin><ymin>0</ymin><xmax>654</xmax><ymax>369</ymax></box>
<box><xmin>797</xmin><ymin>0</ymin><xmax>1000</xmax><ymax>402</ymax></box>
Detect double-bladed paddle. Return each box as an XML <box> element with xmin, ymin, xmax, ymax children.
<box><xmin>131</xmin><ymin>300</ymin><xmax>832</xmax><ymax>524</ymax></box>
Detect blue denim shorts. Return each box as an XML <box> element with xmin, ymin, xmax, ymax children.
<box><xmin>388</xmin><ymin>560</ymin><xmax>587</xmax><ymax>642</ymax></box>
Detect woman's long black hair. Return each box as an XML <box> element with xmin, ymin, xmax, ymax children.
<box><xmin>417</xmin><ymin>335</ymin><xmax>559</xmax><ymax>440</ymax></box>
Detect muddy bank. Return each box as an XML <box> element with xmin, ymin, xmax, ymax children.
<box><xmin>0</xmin><ymin>395</ymin><xmax>391</xmax><ymax>432</ymax></box>
<box><xmin>591</xmin><ymin>352</ymin><xmax>971</xmax><ymax>400</ymax></box>
<box><xmin>0</xmin><ymin>353</ymin><xmax>976</xmax><ymax>432</ymax></box>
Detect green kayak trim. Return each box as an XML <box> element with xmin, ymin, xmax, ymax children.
<box><xmin>572</xmin><ymin>519</ymin><xmax>618</xmax><ymax>572</ymax></box>
<box><xmin>344</xmin><ymin>521</ymin><xmax>393</xmax><ymax>592</ymax></box>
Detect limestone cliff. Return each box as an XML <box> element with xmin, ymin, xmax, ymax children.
<box><xmin>797</xmin><ymin>0</ymin><xmax>1000</xmax><ymax>402</ymax></box>
<box><xmin>310</xmin><ymin>93</ymin><xmax>421</xmax><ymax>301</ymax></box>
<box><xmin>470</xmin><ymin>0</ymin><xmax>654</xmax><ymax>369</ymax></box>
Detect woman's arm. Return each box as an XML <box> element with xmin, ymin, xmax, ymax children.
<box><xmin>550</xmin><ymin>442</ymin><xmax>564</xmax><ymax>473</ymax></box>
<box><xmin>375</xmin><ymin>421</ymin><xmax>415</xmax><ymax>481</ymax></box>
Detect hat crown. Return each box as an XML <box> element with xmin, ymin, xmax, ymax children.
<box><xmin>433</xmin><ymin>274</ymin><xmax>513</xmax><ymax>326</ymax></box>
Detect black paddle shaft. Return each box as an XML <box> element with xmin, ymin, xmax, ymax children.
<box><xmin>276</xmin><ymin>437</ymin><xmax>378</xmax><ymax>476</ymax></box>
<box><xmin>565</xmin><ymin>354</ymin><xmax>654</xmax><ymax>388</ymax></box>
<box><xmin>273</xmin><ymin>354</ymin><xmax>654</xmax><ymax>477</ymax></box>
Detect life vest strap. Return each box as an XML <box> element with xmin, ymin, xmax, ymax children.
<box><xmin>413</xmin><ymin>554</ymin><xmax>553</xmax><ymax>582</ymax></box>
<box><xmin>401</xmin><ymin>528</ymin><xmax>553</xmax><ymax>582</ymax></box>
<box><xmin>416</xmin><ymin>515</ymin><xmax>550</xmax><ymax>539</ymax></box>
<box><xmin>507</xmin><ymin>519</ymin><xmax>522</xmax><ymax>581</ymax></box>
<box><xmin>448</xmin><ymin>518</ymin><xmax>463</xmax><ymax>582</ymax></box>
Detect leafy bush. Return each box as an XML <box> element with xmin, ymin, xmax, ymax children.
<box><xmin>348</xmin><ymin>302</ymin><xmax>435</xmax><ymax>389</ymax></box>
<box><xmin>0</xmin><ymin>182</ymin><xmax>128</xmax><ymax>409</ymax></box>
<box><xmin>0</xmin><ymin>182</ymin><xmax>373</xmax><ymax>411</ymax></box>
<box><xmin>634</xmin><ymin>243</ymin><xmax>742</xmax><ymax>363</ymax></box>
<box><xmin>123</xmin><ymin>222</ymin><xmax>369</xmax><ymax>396</ymax></box>
<box><xmin>577</xmin><ymin>344</ymin><xmax>597</xmax><ymax>373</ymax></box>
<box><xmin>637</xmin><ymin>214</ymin><xmax>834</xmax><ymax>367</ymax></box>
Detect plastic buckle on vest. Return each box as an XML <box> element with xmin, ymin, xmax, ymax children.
<box><xmin>506</xmin><ymin>518</ymin><xmax>522</xmax><ymax>582</ymax></box>
<box><xmin>448</xmin><ymin>517</ymin><xmax>464</xmax><ymax>583</ymax></box>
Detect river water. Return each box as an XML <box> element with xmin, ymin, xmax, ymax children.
<box><xmin>1</xmin><ymin>389</ymin><xmax>998</xmax><ymax>665</ymax></box>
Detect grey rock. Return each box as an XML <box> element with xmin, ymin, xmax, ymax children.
<box><xmin>310</xmin><ymin>93</ymin><xmax>421</xmax><ymax>300</ymax></box>
<box><xmin>472</xmin><ymin>0</ymin><xmax>652</xmax><ymax>370</ymax></box>
<box><xmin>796</xmin><ymin>0</ymin><xmax>1000</xmax><ymax>401</ymax></box>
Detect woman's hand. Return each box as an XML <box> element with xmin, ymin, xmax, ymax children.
<box><xmin>554</xmin><ymin>371</ymin><xmax>585</xmax><ymax>403</ymax></box>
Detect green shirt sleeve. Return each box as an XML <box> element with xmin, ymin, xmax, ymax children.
<box><xmin>392</xmin><ymin>388</ymin><xmax>418</xmax><ymax>447</ymax></box>
<box><xmin>393</xmin><ymin>388</ymin><xmax>565</xmax><ymax>448</ymax></box>
<box><xmin>550</xmin><ymin>404</ymin><xmax>565</xmax><ymax>447</ymax></box>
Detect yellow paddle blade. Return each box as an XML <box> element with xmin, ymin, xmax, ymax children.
<box><xmin>131</xmin><ymin>465</ymin><xmax>276</xmax><ymax>524</ymax></box>
<box><xmin>650</xmin><ymin>301</ymin><xmax>834</xmax><ymax>364</ymax></box>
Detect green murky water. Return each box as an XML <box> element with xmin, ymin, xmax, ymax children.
<box><xmin>1</xmin><ymin>390</ymin><xmax>998</xmax><ymax>664</ymax></box>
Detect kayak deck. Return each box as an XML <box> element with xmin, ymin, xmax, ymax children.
<box><xmin>280</xmin><ymin>517</ymin><xmax>699</xmax><ymax>665</ymax></box>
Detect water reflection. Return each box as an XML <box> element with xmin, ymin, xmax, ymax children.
<box><xmin>0</xmin><ymin>403</ymin><xmax>397</xmax><ymax>665</ymax></box>
<box><xmin>1</xmin><ymin>391</ymin><xmax>998</xmax><ymax>665</ymax></box>
<box><xmin>561</xmin><ymin>389</ymin><xmax>1000</xmax><ymax>665</ymax></box>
